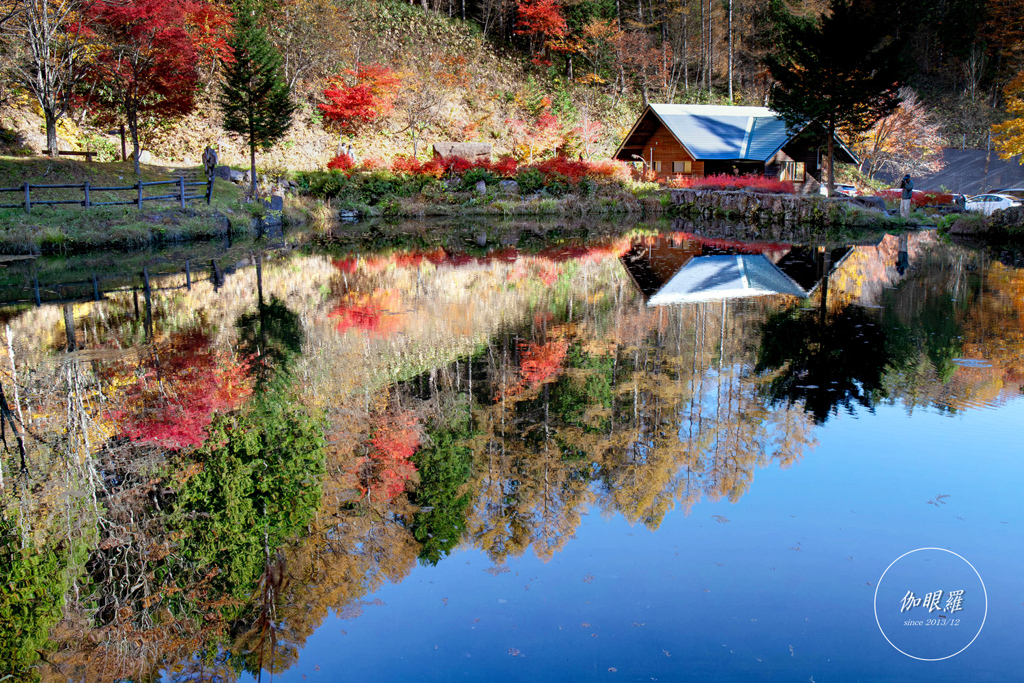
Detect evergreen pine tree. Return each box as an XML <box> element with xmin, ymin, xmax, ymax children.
<box><xmin>219</xmin><ymin>1</ymin><xmax>295</xmax><ymax>197</ymax></box>
<box><xmin>764</xmin><ymin>0</ymin><xmax>908</xmax><ymax>196</ymax></box>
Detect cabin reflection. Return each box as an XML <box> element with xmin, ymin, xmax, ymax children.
<box><xmin>621</xmin><ymin>233</ymin><xmax>853</xmax><ymax>304</ymax></box>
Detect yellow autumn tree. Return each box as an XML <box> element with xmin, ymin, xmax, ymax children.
<box><xmin>993</xmin><ymin>74</ymin><xmax>1024</xmax><ymax>161</ymax></box>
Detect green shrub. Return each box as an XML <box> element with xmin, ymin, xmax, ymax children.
<box><xmin>463</xmin><ymin>167</ymin><xmax>496</xmax><ymax>188</ymax></box>
<box><xmin>516</xmin><ymin>167</ymin><xmax>545</xmax><ymax>194</ymax></box>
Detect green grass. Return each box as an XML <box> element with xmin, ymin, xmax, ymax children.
<box><xmin>0</xmin><ymin>157</ymin><xmax>257</xmax><ymax>253</ymax></box>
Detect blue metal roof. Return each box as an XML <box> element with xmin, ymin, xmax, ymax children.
<box><xmin>648</xmin><ymin>104</ymin><xmax>793</xmax><ymax>162</ymax></box>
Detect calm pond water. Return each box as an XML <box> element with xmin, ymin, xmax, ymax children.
<box><xmin>0</xmin><ymin>220</ymin><xmax>1021</xmax><ymax>682</ymax></box>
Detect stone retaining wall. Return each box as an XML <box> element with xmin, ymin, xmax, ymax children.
<box><xmin>670</xmin><ymin>189</ymin><xmax>851</xmax><ymax>225</ymax></box>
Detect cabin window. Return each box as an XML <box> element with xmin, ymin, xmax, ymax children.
<box><xmin>672</xmin><ymin>161</ymin><xmax>692</xmax><ymax>174</ymax></box>
<box><xmin>652</xmin><ymin>161</ymin><xmax>662</xmax><ymax>173</ymax></box>
<box><xmin>780</xmin><ymin>161</ymin><xmax>806</xmax><ymax>182</ymax></box>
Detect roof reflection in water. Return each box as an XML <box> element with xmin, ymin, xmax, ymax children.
<box><xmin>620</xmin><ymin>233</ymin><xmax>854</xmax><ymax>304</ymax></box>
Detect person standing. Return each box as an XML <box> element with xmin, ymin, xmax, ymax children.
<box><xmin>898</xmin><ymin>174</ymin><xmax>914</xmax><ymax>217</ymax></box>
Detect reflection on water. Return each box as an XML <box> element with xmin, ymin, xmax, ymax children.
<box><xmin>0</xmin><ymin>224</ymin><xmax>1021</xmax><ymax>681</ymax></box>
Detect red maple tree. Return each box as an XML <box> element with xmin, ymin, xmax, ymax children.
<box><xmin>319</xmin><ymin>63</ymin><xmax>401</xmax><ymax>134</ymax></box>
<box><xmin>81</xmin><ymin>0</ymin><xmax>232</xmax><ymax>173</ymax></box>
<box><xmin>516</xmin><ymin>0</ymin><xmax>567</xmax><ymax>57</ymax></box>
<box><xmin>104</xmin><ymin>329</ymin><xmax>252</xmax><ymax>449</ymax></box>
<box><xmin>351</xmin><ymin>407</ymin><xmax>420</xmax><ymax>501</ymax></box>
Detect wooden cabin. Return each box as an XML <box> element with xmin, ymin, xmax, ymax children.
<box><xmin>614</xmin><ymin>104</ymin><xmax>859</xmax><ymax>193</ymax></box>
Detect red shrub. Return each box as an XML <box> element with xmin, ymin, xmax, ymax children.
<box><xmin>492</xmin><ymin>155</ymin><xmax>518</xmax><ymax>177</ymax></box>
<box><xmin>327</xmin><ymin>153</ymin><xmax>354</xmax><ymax>171</ymax></box>
<box><xmin>670</xmin><ymin>173</ymin><xmax>795</xmax><ymax>194</ymax></box>
<box><xmin>358</xmin><ymin>156</ymin><xmax>386</xmax><ymax>171</ymax></box>
<box><xmin>390</xmin><ymin>155</ymin><xmax>422</xmax><ymax>174</ymax></box>
<box><xmin>449</xmin><ymin>156</ymin><xmax>475</xmax><ymax>174</ymax></box>
<box><xmin>877</xmin><ymin>189</ymin><xmax>953</xmax><ymax>206</ymax></box>
<box><xmin>536</xmin><ymin>155</ymin><xmax>590</xmax><ymax>181</ymax></box>
<box><xmin>586</xmin><ymin>159</ymin><xmax>631</xmax><ymax>182</ymax></box>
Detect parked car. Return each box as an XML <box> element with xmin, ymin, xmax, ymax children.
<box><xmin>818</xmin><ymin>183</ymin><xmax>858</xmax><ymax>197</ymax></box>
<box><xmin>964</xmin><ymin>193</ymin><xmax>1023</xmax><ymax>215</ymax></box>
<box><xmin>991</xmin><ymin>187</ymin><xmax>1024</xmax><ymax>201</ymax></box>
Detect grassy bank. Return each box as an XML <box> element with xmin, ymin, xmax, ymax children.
<box><xmin>0</xmin><ymin>157</ymin><xmax>264</xmax><ymax>253</ymax></box>
<box><xmin>939</xmin><ymin>206</ymin><xmax>1024</xmax><ymax>241</ymax></box>
<box><xmin>293</xmin><ymin>159</ymin><xmax>669</xmax><ymax>223</ymax></box>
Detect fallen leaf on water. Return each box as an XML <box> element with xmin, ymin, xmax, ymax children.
<box><xmin>509</xmin><ymin>648</ymin><xmax>520</xmax><ymax>656</ymax></box>
<box><xmin>581</xmin><ymin>622</ymin><xmax>590</xmax><ymax>627</ymax></box>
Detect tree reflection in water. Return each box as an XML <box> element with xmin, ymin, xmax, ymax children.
<box><xmin>0</xmin><ymin>228</ymin><xmax>1019</xmax><ymax>681</ymax></box>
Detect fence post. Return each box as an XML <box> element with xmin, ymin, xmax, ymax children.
<box><xmin>185</xmin><ymin>259</ymin><xmax>192</xmax><ymax>290</ymax></box>
<box><xmin>64</xmin><ymin>304</ymin><xmax>76</xmax><ymax>352</ymax></box>
<box><xmin>83</xmin><ymin>181</ymin><xmax>90</xmax><ymax>208</ymax></box>
<box><xmin>179</xmin><ymin>176</ymin><xmax>185</xmax><ymax>208</ymax></box>
<box><xmin>256</xmin><ymin>253</ymin><xmax>263</xmax><ymax>305</ymax></box>
<box><xmin>92</xmin><ymin>274</ymin><xmax>100</xmax><ymax>301</ymax></box>
<box><xmin>33</xmin><ymin>276</ymin><xmax>40</xmax><ymax>307</ymax></box>
<box><xmin>143</xmin><ymin>267</ymin><xmax>152</xmax><ymax>338</ymax></box>
<box><xmin>137</xmin><ymin>182</ymin><xmax>143</xmax><ymax>209</ymax></box>
<box><xmin>23</xmin><ymin>182</ymin><xmax>30</xmax><ymax>214</ymax></box>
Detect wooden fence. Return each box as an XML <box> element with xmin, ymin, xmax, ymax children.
<box><xmin>0</xmin><ymin>255</ymin><xmax>265</xmax><ymax>349</ymax></box>
<box><xmin>0</xmin><ymin>257</ymin><xmax>239</xmax><ymax>310</ymax></box>
<box><xmin>0</xmin><ymin>176</ymin><xmax>214</xmax><ymax>213</ymax></box>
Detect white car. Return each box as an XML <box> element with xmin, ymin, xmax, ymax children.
<box><xmin>818</xmin><ymin>183</ymin><xmax>857</xmax><ymax>197</ymax></box>
<box><xmin>964</xmin><ymin>193</ymin><xmax>1022</xmax><ymax>215</ymax></box>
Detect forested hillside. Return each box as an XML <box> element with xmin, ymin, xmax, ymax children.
<box><xmin>0</xmin><ymin>0</ymin><xmax>1022</xmax><ymax>175</ymax></box>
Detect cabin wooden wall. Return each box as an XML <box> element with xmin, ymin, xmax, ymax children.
<box><xmin>636</xmin><ymin>125</ymin><xmax>704</xmax><ymax>179</ymax></box>
<box><xmin>767</xmin><ymin>144</ymin><xmax>823</xmax><ymax>194</ymax></box>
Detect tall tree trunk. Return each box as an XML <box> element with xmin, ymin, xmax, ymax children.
<box><xmin>44</xmin><ymin>108</ymin><xmax>58</xmax><ymax>158</ymax></box>
<box><xmin>728</xmin><ymin>0</ymin><xmax>733</xmax><ymax>101</ymax></box>
<box><xmin>827</xmin><ymin>121</ymin><xmax>835</xmax><ymax>196</ymax></box>
<box><xmin>706</xmin><ymin>0</ymin><xmax>712</xmax><ymax>91</ymax></box>
<box><xmin>250</xmin><ymin>136</ymin><xmax>258</xmax><ymax>197</ymax></box>
<box><xmin>683</xmin><ymin>0</ymin><xmax>688</xmax><ymax>92</ymax></box>
<box><xmin>699</xmin><ymin>0</ymin><xmax>705</xmax><ymax>90</ymax></box>
<box><xmin>129</xmin><ymin>110</ymin><xmax>141</xmax><ymax>176</ymax></box>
